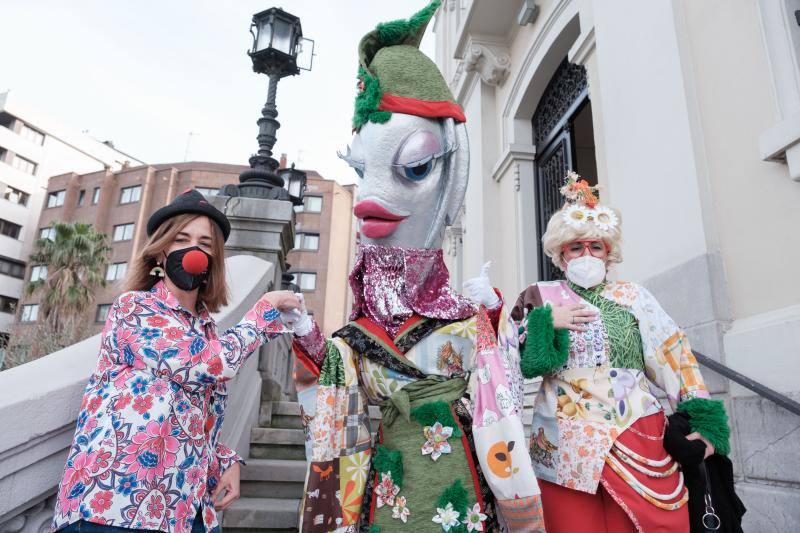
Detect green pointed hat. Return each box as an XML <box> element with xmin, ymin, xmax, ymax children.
<box><xmin>352</xmin><ymin>0</ymin><xmax>466</xmax><ymax>131</ymax></box>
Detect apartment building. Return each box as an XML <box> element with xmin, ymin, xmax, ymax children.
<box><xmin>15</xmin><ymin>162</ymin><xmax>245</xmax><ymax>339</ymax></box>
<box><xmin>0</xmin><ymin>91</ymin><xmax>141</xmax><ymax>350</ymax></box>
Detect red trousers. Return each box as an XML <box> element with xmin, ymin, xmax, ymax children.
<box><xmin>540</xmin><ymin>479</ymin><xmax>636</xmax><ymax>533</ymax></box>
<box><xmin>539</xmin><ymin>412</ymin><xmax>689</xmax><ymax>533</ymax></box>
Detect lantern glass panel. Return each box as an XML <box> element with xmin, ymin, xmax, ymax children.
<box><xmin>271</xmin><ymin>17</ymin><xmax>295</xmax><ymax>55</ymax></box>
<box><xmin>296</xmin><ymin>38</ymin><xmax>314</xmax><ymax>71</ymax></box>
<box><xmin>280</xmin><ymin>171</ymin><xmax>291</xmax><ymax>191</ymax></box>
<box><xmin>288</xmin><ymin>176</ymin><xmax>302</xmax><ymax>198</ymax></box>
<box><xmin>254</xmin><ymin>18</ymin><xmax>273</xmax><ymax>53</ymax></box>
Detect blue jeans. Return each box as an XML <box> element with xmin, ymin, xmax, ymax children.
<box><xmin>58</xmin><ymin>509</ymin><xmax>220</xmax><ymax>533</ymax></box>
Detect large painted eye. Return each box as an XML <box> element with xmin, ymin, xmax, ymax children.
<box><xmin>394</xmin><ymin>130</ymin><xmax>443</xmax><ymax>183</ymax></box>
<box><xmin>403</xmin><ymin>159</ymin><xmax>435</xmax><ymax>181</ymax></box>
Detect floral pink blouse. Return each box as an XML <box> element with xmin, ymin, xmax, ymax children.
<box><xmin>52</xmin><ymin>281</ymin><xmax>284</xmax><ymax>533</ymax></box>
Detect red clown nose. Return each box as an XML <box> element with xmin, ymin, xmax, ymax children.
<box><xmin>182</xmin><ymin>250</ymin><xmax>209</xmax><ymax>275</ymax></box>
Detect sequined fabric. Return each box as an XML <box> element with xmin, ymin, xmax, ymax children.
<box><xmin>349</xmin><ymin>244</ymin><xmax>476</xmax><ymax>337</ymax></box>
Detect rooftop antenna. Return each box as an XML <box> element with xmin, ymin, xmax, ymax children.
<box><xmin>183</xmin><ymin>131</ymin><xmax>196</xmax><ymax>161</ymax></box>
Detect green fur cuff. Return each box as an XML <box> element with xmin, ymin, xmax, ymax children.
<box><xmin>520</xmin><ymin>306</ymin><xmax>570</xmax><ymax>379</ymax></box>
<box><xmin>677</xmin><ymin>397</ymin><xmax>731</xmax><ymax>456</ymax></box>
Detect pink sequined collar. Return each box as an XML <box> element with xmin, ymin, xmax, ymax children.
<box><xmin>348</xmin><ymin>244</ymin><xmax>476</xmax><ymax>337</ymax></box>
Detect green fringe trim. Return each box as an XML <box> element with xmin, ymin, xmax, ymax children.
<box><xmin>520</xmin><ymin>306</ymin><xmax>570</xmax><ymax>378</ymax></box>
<box><xmin>318</xmin><ymin>341</ymin><xmax>345</xmax><ymax>387</ymax></box>
<box><xmin>353</xmin><ymin>67</ymin><xmax>391</xmax><ymax>130</ymax></box>
<box><xmin>377</xmin><ymin>0</ymin><xmax>441</xmax><ymax>47</ymax></box>
<box><xmin>369</xmin><ymin>526</ymin><xmax>381</xmax><ymax>533</ymax></box>
<box><xmin>677</xmin><ymin>397</ymin><xmax>731</xmax><ymax>456</ymax></box>
<box><xmin>373</xmin><ymin>444</ymin><xmax>404</xmax><ymax>489</ymax></box>
<box><xmin>410</xmin><ymin>400</ymin><xmax>462</xmax><ymax>437</ymax></box>
<box><xmin>437</xmin><ymin>479</ymin><xmax>469</xmax><ymax>533</ymax></box>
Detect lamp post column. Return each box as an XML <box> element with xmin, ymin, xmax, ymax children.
<box><xmin>212</xmin><ymin>6</ymin><xmax>313</xmax><ymax>404</ymax></box>
<box><xmin>256</xmin><ymin>74</ymin><xmax>280</xmax><ymax>164</ymax></box>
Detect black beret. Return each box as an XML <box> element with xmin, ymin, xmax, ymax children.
<box><xmin>147</xmin><ymin>189</ymin><xmax>231</xmax><ymax>241</ymax></box>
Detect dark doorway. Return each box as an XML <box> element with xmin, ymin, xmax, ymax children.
<box><xmin>532</xmin><ymin>59</ymin><xmax>597</xmax><ymax>281</ymax></box>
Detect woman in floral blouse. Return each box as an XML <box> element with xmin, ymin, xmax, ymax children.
<box><xmin>52</xmin><ymin>189</ymin><xmax>300</xmax><ymax>533</ymax></box>
<box><xmin>514</xmin><ymin>174</ymin><xmax>729</xmax><ymax>533</ymax></box>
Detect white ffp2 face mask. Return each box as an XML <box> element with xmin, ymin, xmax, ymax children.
<box><xmin>565</xmin><ymin>255</ymin><xmax>607</xmax><ymax>289</ymax></box>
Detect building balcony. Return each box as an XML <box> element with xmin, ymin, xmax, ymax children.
<box><xmin>0</xmin><ymin>159</ymin><xmax>45</xmax><ymax>194</ymax></box>
<box><xmin>0</xmin><ymin>125</ymin><xmax>44</xmax><ymax>168</ymax></box>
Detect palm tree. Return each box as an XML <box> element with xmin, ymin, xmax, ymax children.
<box><xmin>26</xmin><ymin>221</ymin><xmax>111</xmax><ymax>337</ymax></box>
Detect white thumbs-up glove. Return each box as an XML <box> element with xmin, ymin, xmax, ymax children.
<box><xmin>463</xmin><ymin>261</ymin><xmax>500</xmax><ymax>308</ymax></box>
<box><xmin>281</xmin><ymin>293</ymin><xmax>314</xmax><ymax>336</ymax></box>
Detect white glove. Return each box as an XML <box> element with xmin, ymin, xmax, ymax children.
<box><xmin>463</xmin><ymin>261</ymin><xmax>500</xmax><ymax>308</ymax></box>
<box><xmin>281</xmin><ymin>293</ymin><xmax>314</xmax><ymax>336</ymax></box>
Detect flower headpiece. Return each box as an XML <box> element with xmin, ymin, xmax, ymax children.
<box><xmin>560</xmin><ymin>171</ymin><xmax>618</xmax><ymax>232</ymax></box>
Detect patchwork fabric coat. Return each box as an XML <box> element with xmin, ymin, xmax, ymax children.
<box><xmin>294</xmin><ymin>306</ymin><xmax>544</xmax><ymax>532</ymax></box>
<box><xmin>521</xmin><ymin>280</ymin><xmax>729</xmax><ymax>529</ymax></box>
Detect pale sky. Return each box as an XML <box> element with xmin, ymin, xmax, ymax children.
<box><xmin>0</xmin><ymin>1</ymin><xmax>437</xmax><ymax>186</ymax></box>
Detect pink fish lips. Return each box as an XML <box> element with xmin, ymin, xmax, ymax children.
<box><xmin>354</xmin><ymin>200</ymin><xmax>408</xmax><ymax>239</ymax></box>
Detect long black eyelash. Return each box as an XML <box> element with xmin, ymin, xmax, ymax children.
<box><xmin>391</xmin><ymin>142</ymin><xmax>459</xmax><ymax>169</ymax></box>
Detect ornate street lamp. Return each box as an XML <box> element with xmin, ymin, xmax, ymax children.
<box><xmin>224</xmin><ymin>7</ymin><xmax>314</xmax><ymax>204</ymax></box>
<box><xmin>278</xmin><ymin>163</ymin><xmax>307</xmax><ymax>202</ymax></box>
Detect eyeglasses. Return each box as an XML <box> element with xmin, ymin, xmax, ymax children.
<box><xmin>562</xmin><ymin>240</ymin><xmax>609</xmax><ymax>259</ymax></box>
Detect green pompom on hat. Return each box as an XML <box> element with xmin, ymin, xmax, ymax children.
<box><xmin>353</xmin><ymin>0</ymin><xmax>466</xmax><ymax>131</ymax></box>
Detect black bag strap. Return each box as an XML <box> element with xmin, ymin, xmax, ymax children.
<box><xmin>699</xmin><ymin>462</ymin><xmax>721</xmax><ymax>531</ymax></box>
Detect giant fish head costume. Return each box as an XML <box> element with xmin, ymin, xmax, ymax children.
<box><xmin>340</xmin><ymin>0</ymin><xmax>469</xmax><ymax>249</ymax></box>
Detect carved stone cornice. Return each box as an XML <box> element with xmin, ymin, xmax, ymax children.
<box><xmin>464</xmin><ymin>42</ymin><xmax>511</xmax><ymax>86</ymax></box>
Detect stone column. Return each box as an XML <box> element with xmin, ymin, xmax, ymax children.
<box><xmin>209</xmin><ymin>194</ymin><xmax>297</xmax><ymax>401</ymax></box>
<box><xmin>61</xmin><ymin>173</ymin><xmax>81</xmax><ymax>221</ymax></box>
<box><xmin>165</xmin><ymin>168</ymin><xmax>179</xmax><ymax>203</ymax></box>
<box><xmin>93</xmin><ymin>169</ymin><xmax>117</xmax><ymax>234</ymax></box>
<box><xmin>130</xmin><ymin>167</ymin><xmax>156</xmax><ymax>258</ymax></box>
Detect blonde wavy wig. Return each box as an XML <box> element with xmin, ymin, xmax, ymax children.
<box><xmin>541</xmin><ymin>204</ymin><xmax>623</xmax><ymax>271</ymax></box>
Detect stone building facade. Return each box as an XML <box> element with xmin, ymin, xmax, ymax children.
<box><xmin>434</xmin><ymin>1</ymin><xmax>800</xmax><ymax>529</ymax></box>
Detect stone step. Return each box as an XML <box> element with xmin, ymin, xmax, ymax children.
<box><xmin>249</xmin><ymin>443</ymin><xmax>307</xmax><ymax>461</ymax></box>
<box><xmin>225</xmin><ymin>527</ymin><xmax>299</xmax><ymax>533</ymax></box>
<box><xmin>249</xmin><ymin>427</ymin><xmax>307</xmax><ymax>460</ymax></box>
<box><xmin>251</xmin><ymin>427</ymin><xmax>305</xmax><ymax>445</ymax></box>
<box><xmin>257</xmin><ymin>402</ymin><xmax>534</xmax><ymax>431</ymax></box>
<box><xmin>240</xmin><ymin>458</ymin><xmax>307</xmax><ymax>499</ymax></box>
<box><xmin>262</xmin><ymin>401</ymin><xmax>308</xmax><ymax>429</ymax></box>
<box><xmin>222</xmin><ymin>497</ymin><xmax>300</xmax><ymax>531</ymax></box>
<box><xmin>260</xmin><ymin>400</ymin><xmax>383</xmax><ymax>429</ymax></box>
